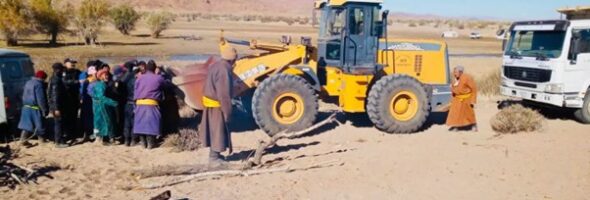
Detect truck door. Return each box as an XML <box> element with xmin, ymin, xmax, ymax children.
<box><xmin>343</xmin><ymin>5</ymin><xmax>378</xmax><ymax>72</ymax></box>
<box><xmin>566</xmin><ymin>28</ymin><xmax>590</xmax><ymax>93</ymax></box>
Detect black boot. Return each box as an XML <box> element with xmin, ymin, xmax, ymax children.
<box><xmin>20</xmin><ymin>131</ymin><xmax>31</xmax><ymax>145</ymax></box>
<box><xmin>146</xmin><ymin>136</ymin><xmax>155</xmax><ymax>149</ymax></box>
<box><xmin>37</xmin><ymin>135</ymin><xmax>47</xmax><ymax>144</ymax></box>
<box><xmin>130</xmin><ymin>135</ymin><xmax>139</xmax><ymax>146</ymax></box>
<box><xmin>139</xmin><ymin>135</ymin><xmax>147</xmax><ymax>148</ymax></box>
<box><xmin>208</xmin><ymin>150</ymin><xmax>226</xmax><ymax>168</ymax></box>
<box><xmin>124</xmin><ymin>137</ymin><xmax>131</xmax><ymax>147</ymax></box>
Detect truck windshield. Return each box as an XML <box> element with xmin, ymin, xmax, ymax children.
<box><xmin>505</xmin><ymin>30</ymin><xmax>566</xmax><ymax>59</ymax></box>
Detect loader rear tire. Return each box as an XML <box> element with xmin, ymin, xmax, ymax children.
<box><xmin>367</xmin><ymin>75</ymin><xmax>430</xmax><ymax>133</ymax></box>
<box><xmin>574</xmin><ymin>90</ymin><xmax>590</xmax><ymax>124</ymax></box>
<box><xmin>252</xmin><ymin>74</ymin><xmax>318</xmax><ymax>136</ymax></box>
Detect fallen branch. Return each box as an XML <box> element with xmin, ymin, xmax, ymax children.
<box><xmin>244</xmin><ymin>113</ymin><xmax>339</xmax><ymax>168</ymax></box>
<box><xmin>141</xmin><ymin>160</ymin><xmax>343</xmax><ymax>189</ymax></box>
<box><xmin>0</xmin><ymin>145</ymin><xmax>43</xmax><ymax>189</ymax></box>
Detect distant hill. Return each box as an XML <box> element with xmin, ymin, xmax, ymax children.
<box><xmin>64</xmin><ymin>0</ymin><xmax>316</xmax><ymax>16</ymax></box>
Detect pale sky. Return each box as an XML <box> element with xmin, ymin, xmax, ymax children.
<box><xmin>384</xmin><ymin>0</ymin><xmax>589</xmax><ymax>20</ymax></box>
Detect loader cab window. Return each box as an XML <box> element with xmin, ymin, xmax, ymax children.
<box><xmin>325</xmin><ymin>9</ymin><xmax>345</xmax><ymax>37</ymax></box>
<box><xmin>349</xmin><ymin>8</ymin><xmax>365</xmax><ymax>35</ymax></box>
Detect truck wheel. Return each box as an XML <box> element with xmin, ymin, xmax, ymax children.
<box><xmin>367</xmin><ymin>75</ymin><xmax>430</xmax><ymax>133</ymax></box>
<box><xmin>574</xmin><ymin>91</ymin><xmax>590</xmax><ymax>124</ymax></box>
<box><xmin>252</xmin><ymin>74</ymin><xmax>318</xmax><ymax>136</ymax></box>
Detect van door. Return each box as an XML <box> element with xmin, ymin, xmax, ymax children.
<box><xmin>0</xmin><ymin>71</ymin><xmax>6</xmax><ymax>124</ymax></box>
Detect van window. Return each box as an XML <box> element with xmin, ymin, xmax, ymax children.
<box><xmin>21</xmin><ymin>60</ymin><xmax>34</xmax><ymax>77</ymax></box>
<box><xmin>0</xmin><ymin>61</ymin><xmax>23</xmax><ymax>80</ymax></box>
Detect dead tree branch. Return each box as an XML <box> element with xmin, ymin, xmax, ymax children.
<box><xmin>244</xmin><ymin>113</ymin><xmax>339</xmax><ymax>168</ymax></box>
<box><xmin>141</xmin><ymin>160</ymin><xmax>344</xmax><ymax>189</ymax></box>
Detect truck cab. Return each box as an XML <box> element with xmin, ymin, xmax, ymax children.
<box><xmin>500</xmin><ymin>7</ymin><xmax>590</xmax><ymax>123</ymax></box>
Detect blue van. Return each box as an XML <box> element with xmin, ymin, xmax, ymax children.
<box><xmin>0</xmin><ymin>49</ymin><xmax>35</xmax><ymax>134</ymax></box>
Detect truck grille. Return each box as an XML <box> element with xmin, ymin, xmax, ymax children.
<box><xmin>503</xmin><ymin>66</ymin><xmax>552</xmax><ymax>83</ymax></box>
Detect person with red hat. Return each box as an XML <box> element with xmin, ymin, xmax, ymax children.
<box><xmin>18</xmin><ymin>70</ymin><xmax>49</xmax><ymax>145</ymax></box>
<box><xmin>91</xmin><ymin>68</ymin><xmax>118</xmax><ymax>145</ymax></box>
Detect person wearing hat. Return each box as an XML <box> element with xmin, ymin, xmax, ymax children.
<box><xmin>446</xmin><ymin>66</ymin><xmax>478</xmax><ymax>132</ymax></box>
<box><xmin>133</xmin><ymin>60</ymin><xmax>166</xmax><ymax>149</ymax></box>
<box><xmin>199</xmin><ymin>43</ymin><xmax>237</xmax><ymax>166</ymax></box>
<box><xmin>92</xmin><ymin>68</ymin><xmax>118</xmax><ymax>145</ymax></box>
<box><xmin>79</xmin><ymin>62</ymin><xmax>98</xmax><ymax>142</ymax></box>
<box><xmin>62</xmin><ymin>58</ymin><xmax>82</xmax><ymax>141</ymax></box>
<box><xmin>48</xmin><ymin>63</ymin><xmax>69</xmax><ymax>148</ymax></box>
<box><xmin>18</xmin><ymin>71</ymin><xmax>50</xmax><ymax>145</ymax></box>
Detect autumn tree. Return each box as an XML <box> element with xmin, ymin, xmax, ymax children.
<box><xmin>29</xmin><ymin>0</ymin><xmax>71</xmax><ymax>45</ymax></box>
<box><xmin>0</xmin><ymin>0</ymin><xmax>31</xmax><ymax>46</ymax></box>
<box><xmin>73</xmin><ymin>0</ymin><xmax>110</xmax><ymax>45</ymax></box>
<box><xmin>147</xmin><ymin>11</ymin><xmax>173</xmax><ymax>38</ymax></box>
<box><xmin>109</xmin><ymin>4</ymin><xmax>141</xmax><ymax>35</ymax></box>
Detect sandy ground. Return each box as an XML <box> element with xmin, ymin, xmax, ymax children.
<box><xmin>2</xmin><ymin>94</ymin><xmax>589</xmax><ymax>200</ymax></box>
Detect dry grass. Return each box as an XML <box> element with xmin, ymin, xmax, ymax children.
<box><xmin>477</xmin><ymin>69</ymin><xmax>502</xmax><ymax>96</ymax></box>
<box><xmin>161</xmin><ymin>129</ymin><xmax>200</xmax><ymax>152</ymax></box>
<box><xmin>491</xmin><ymin>104</ymin><xmax>545</xmax><ymax>134</ymax></box>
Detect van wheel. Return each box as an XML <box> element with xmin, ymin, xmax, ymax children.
<box><xmin>574</xmin><ymin>91</ymin><xmax>590</xmax><ymax>124</ymax></box>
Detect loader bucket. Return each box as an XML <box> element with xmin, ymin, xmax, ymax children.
<box><xmin>170</xmin><ymin>56</ymin><xmax>221</xmax><ymax>111</ymax></box>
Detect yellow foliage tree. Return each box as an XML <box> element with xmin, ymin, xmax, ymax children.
<box><xmin>0</xmin><ymin>0</ymin><xmax>31</xmax><ymax>46</ymax></box>
<box><xmin>73</xmin><ymin>0</ymin><xmax>110</xmax><ymax>45</ymax></box>
<box><xmin>29</xmin><ymin>0</ymin><xmax>71</xmax><ymax>45</ymax></box>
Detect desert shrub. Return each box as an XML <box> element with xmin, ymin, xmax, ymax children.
<box><xmin>161</xmin><ymin>129</ymin><xmax>199</xmax><ymax>152</ymax></box>
<box><xmin>457</xmin><ymin>23</ymin><xmax>465</xmax><ymax>30</ymax></box>
<box><xmin>147</xmin><ymin>11</ymin><xmax>173</xmax><ymax>38</ymax></box>
<box><xmin>491</xmin><ymin>105</ymin><xmax>545</xmax><ymax>134</ymax></box>
<box><xmin>29</xmin><ymin>0</ymin><xmax>72</xmax><ymax>45</ymax></box>
<box><xmin>477</xmin><ymin>70</ymin><xmax>502</xmax><ymax>96</ymax></box>
<box><xmin>73</xmin><ymin>0</ymin><xmax>110</xmax><ymax>45</ymax></box>
<box><xmin>408</xmin><ymin>23</ymin><xmax>417</xmax><ymax>27</ymax></box>
<box><xmin>109</xmin><ymin>4</ymin><xmax>141</xmax><ymax>35</ymax></box>
<box><xmin>0</xmin><ymin>0</ymin><xmax>31</xmax><ymax>46</ymax></box>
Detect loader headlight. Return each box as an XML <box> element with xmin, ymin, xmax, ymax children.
<box><xmin>544</xmin><ymin>83</ymin><xmax>563</xmax><ymax>93</ymax></box>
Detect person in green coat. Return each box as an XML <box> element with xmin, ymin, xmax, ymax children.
<box><xmin>92</xmin><ymin>69</ymin><xmax>118</xmax><ymax>145</ymax></box>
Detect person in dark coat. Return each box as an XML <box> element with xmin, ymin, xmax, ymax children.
<box><xmin>133</xmin><ymin>60</ymin><xmax>165</xmax><ymax>149</ymax></box>
<box><xmin>199</xmin><ymin>45</ymin><xmax>236</xmax><ymax>166</ymax></box>
<box><xmin>48</xmin><ymin>63</ymin><xmax>68</xmax><ymax>148</ymax></box>
<box><xmin>62</xmin><ymin>58</ymin><xmax>81</xmax><ymax>140</ymax></box>
<box><xmin>18</xmin><ymin>71</ymin><xmax>49</xmax><ymax>145</ymax></box>
<box><xmin>156</xmin><ymin>66</ymin><xmax>180</xmax><ymax>136</ymax></box>
<box><xmin>122</xmin><ymin>61</ymin><xmax>139</xmax><ymax>146</ymax></box>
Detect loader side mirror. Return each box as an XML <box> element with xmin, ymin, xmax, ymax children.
<box><xmin>375</xmin><ymin>22</ymin><xmax>384</xmax><ymax>38</ymax></box>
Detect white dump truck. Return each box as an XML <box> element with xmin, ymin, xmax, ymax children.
<box><xmin>500</xmin><ymin>7</ymin><xmax>590</xmax><ymax>123</ymax></box>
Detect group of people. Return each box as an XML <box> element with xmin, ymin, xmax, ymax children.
<box><xmin>17</xmin><ymin>58</ymin><xmax>179</xmax><ymax>149</ymax></box>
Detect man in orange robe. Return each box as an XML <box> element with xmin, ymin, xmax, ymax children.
<box><xmin>446</xmin><ymin>66</ymin><xmax>478</xmax><ymax>131</ymax></box>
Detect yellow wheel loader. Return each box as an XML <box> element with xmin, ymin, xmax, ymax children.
<box><xmin>173</xmin><ymin>0</ymin><xmax>452</xmax><ymax>135</ymax></box>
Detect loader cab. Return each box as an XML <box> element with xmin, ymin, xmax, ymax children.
<box><xmin>317</xmin><ymin>0</ymin><xmax>385</xmax><ymax>75</ymax></box>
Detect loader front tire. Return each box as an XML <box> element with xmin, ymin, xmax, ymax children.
<box><xmin>252</xmin><ymin>74</ymin><xmax>318</xmax><ymax>136</ymax></box>
<box><xmin>367</xmin><ymin>75</ymin><xmax>430</xmax><ymax>133</ymax></box>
